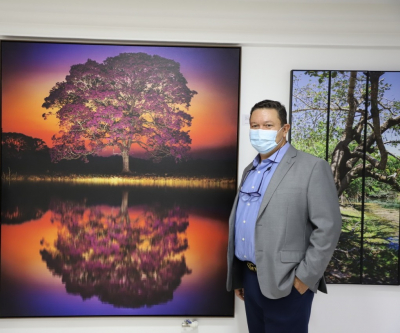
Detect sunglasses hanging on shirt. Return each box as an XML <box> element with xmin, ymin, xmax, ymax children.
<box><xmin>239</xmin><ymin>147</ymin><xmax>282</xmax><ymax>202</ymax></box>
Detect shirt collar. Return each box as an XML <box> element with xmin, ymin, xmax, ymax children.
<box><xmin>252</xmin><ymin>142</ymin><xmax>290</xmax><ymax>168</ymax></box>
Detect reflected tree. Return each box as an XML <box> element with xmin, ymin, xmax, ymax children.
<box><xmin>40</xmin><ymin>191</ymin><xmax>191</xmax><ymax>308</ymax></box>
<box><xmin>1</xmin><ymin>204</ymin><xmax>46</xmax><ymax>225</ymax></box>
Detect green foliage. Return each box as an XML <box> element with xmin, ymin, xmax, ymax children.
<box><xmin>326</xmin><ymin>209</ymin><xmax>362</xmax><ymax>283</ymax></box>
<box><xmin>326</xmin><ymin>204</ymin><xmax>399</xmax><ymax>284</ymax></box>
<box><xmin>293</xmin><ymin>70</ymin><xmax>400</xmax><ymax>284</ymax></box>
<box><xmin>291</xmin><ymin>120</ymin><xmax>327</xmax><ymax>159</ymax></box>
<box><xmin>292</xmin><ymin>71</ymin><xmax>400</xmax><ymax>196</ymax></box>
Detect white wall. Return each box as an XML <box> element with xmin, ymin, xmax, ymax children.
<box><xmin>240</xmin><ymin>45</ymin><xmax>400</xmax><ymax>333</ymax></box>
<box><xmin>1</xmin><ymin>0</ymin><xmax>400</xmax><ymax>332</ymax></box>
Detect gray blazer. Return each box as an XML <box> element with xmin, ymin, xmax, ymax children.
<box><xmin>226</xmin><ymin>145</ymin><xmax>342</xmax><ymax>299</ymax></box>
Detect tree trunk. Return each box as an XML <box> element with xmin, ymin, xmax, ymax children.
<box><xmin>121</xmin><ymin>190</ymin><xmax>128</xmax><ymax>215</ymax></box>
<box><xmin>121</xmin><ymin>149</ymin><xmax>131</xmax><ymax>174</ymax></box>
<box><xmin>119</xmin><ymin>190</ymin><xmax>130</xmax><ymax>224</ymax></box>
<box><xmin>330</xmin><ymin>72</ymin><xmax>361</xmax><ymax>196</ymax></box>
<box><xmin>369</xmin><ymin>71</ymin><xmax>387</xmax><ymax>170</ymax></box>
<box><xmin>331</xmin><ymin>141</ymin><xmax>351</xmax><ymax>194</ymax></box>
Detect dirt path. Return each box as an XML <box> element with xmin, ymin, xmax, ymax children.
<box><xmin>364</xmin><ymin>203</ymin><xmax>399</xmax><ymax>226</ymax></box>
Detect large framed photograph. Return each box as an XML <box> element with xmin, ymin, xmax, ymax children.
<box><xmin>1</xmin><ymin>41</ymin><xmax>240</xmax><ymax>317</ymax></box>
<box><xmin>290</xmin><ymin>70</ymin><xmax>400</xmax><ymax>285</ymax></box>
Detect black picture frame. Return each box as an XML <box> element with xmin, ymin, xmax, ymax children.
<box><xmin>0</xmin><ymin>40</ymin><xmax>241</xmax><ymax>317</ymax></box>
<box><xmin>290</xmin><ymin>69</ymin><xmax>400</xmax><ymax>286</ymax></box>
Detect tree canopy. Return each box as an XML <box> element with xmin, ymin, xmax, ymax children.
<box><xmin>291</xmin><ymin>71</ymin><xmax>400</xmax><ymax>199</ymax></box>
<box><xmin>2</xmin><ymin>132</ymin><xmax>49</xmax><ymax>158</ymax></box>
<box><xmin>42</xmin><ymin>52</ymin><xmax>197</xmax><ymax>173</ymax></box>
<box><xmin>2</xmin><ymin>132</ymin><xmax>51</xmax><ymax>174</ymax></box>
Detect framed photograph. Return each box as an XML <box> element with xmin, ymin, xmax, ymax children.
<box><xmin>1</xmin><ymin>40</ymin><xmax>241</xmax><ymax>317</ymax></box>
<box><xmin>290</xmin><ymin>70</ymin><xmax>400</xmax><ymax>285</ymax></box>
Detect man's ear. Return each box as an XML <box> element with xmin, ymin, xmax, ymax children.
<box><xmin>283</xmin><ymin>124</ymin><xmax>291</xmax><ymax>136</ymax></box>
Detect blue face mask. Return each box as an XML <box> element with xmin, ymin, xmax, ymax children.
<box><xmin>250</xmin><ymin>128</ymin><xmax>283</xmax><ymax>154</ymax></box>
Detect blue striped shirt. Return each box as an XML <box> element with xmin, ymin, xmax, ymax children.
<box><xmin>234</xmin><ymin>143</ymin><xmax>290</xmax><ymax>264</ymax></box>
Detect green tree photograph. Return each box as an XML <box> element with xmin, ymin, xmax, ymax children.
<box><xmin>291</xmin><ymin>70</ymin><xmax>400</xmax><ymax>284</ymax></box>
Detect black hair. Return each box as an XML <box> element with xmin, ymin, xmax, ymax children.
<box><xmin>250</xmin><ymin>100</ymin><xmax>287</xmax><ymax>126</ymax></box>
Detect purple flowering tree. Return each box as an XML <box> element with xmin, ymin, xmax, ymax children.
<box><xmin>42</xmin><ymin>53</ymin><xmax>197</xmax><ymax>173</ymax></box>
<box><xmin>40</xmin><ymin>193</ymin><xmax>191</xmax><ymax>308</ymax></box>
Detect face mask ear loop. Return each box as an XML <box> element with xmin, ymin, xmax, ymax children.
<box><xmin>276</xmin><ymin>126</ymin><xmax>284</xmax><ymax>146</ymax></box>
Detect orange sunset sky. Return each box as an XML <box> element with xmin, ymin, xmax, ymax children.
<box><xmin>1</xmin><ymin>42</ymin><xmax>240</xmax><ymax>159</ymax></box>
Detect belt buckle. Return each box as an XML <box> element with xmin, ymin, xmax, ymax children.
<box><xmin>247</xmin><ymin>262</ymin><xmax>257</xmax><ymax>272</ymax></box>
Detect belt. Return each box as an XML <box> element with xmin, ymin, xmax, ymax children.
<box><xmin>246</xmin><ymin>261</ymin><xmax>257</xmax><ymax>272</ymax></box>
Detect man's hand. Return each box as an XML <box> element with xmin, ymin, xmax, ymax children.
<box><xmin>293</xmin><ymin>276</ymin><xmax>309</xmax><ymax>295</ymax></box>
<box><xmin>235</xmin><ymin>288</ymin><xmax>245</xmax><ymax>301</ymax></box>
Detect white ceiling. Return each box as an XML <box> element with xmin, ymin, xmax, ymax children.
<box><xmin>1</xmin><ymin>0</ymin><xmax>399</xmax><ymax>47</ymax></box>
<box><xmin>240</xmin><ymin>0</ymin><xmax>399</xmax><ymax>3</ymax></box>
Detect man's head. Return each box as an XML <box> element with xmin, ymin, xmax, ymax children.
<box><xmin>250</xmin><ymin>100</ymin><xmax>287</xmax><ymax>127</ymax></box>
<box><xmin>249</xmin><ymin>99</ymin><xmax>290</xmax><ymax>159</ymax></box>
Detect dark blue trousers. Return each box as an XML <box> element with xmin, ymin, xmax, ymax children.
<box><xmin>243</xmin><ymin>267</ymin><xmax>314</xmax><ymax>333</ymax></box>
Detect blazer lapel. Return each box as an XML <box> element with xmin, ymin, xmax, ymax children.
<box><xmin>257</xmin><ymin>145</ymin><xmax>297</xmax><ymax>219</ymax></box>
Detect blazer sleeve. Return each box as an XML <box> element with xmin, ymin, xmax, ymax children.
<box><xmin>295</xmin><ymin>158</ymin><xmax>342</xmax><ymax>290</ymax></box>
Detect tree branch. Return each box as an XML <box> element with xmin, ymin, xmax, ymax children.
<box><xmin>369</xmin><ymin>71</ymin><xmax>387</xmax><ymax>170</ymax></box>
<box><xmin>291</xmin><ymin>108</ymin><xmax>328</xmax><ymax>113</ymax></box>
<box><xmin>366</xmin><ymin>114</ymin><xmax>400</xmax><ymax>150</ymax></box>
<box><xmin>337</xmin><ymin>163</ymin><xmax>364</xmax><ymax>197</ymax></box>
<box><xmin>343</xmin><ymin>71</ymin><xmax>358</xmax><ymax>144</ymax></box>
<box><xmin>364</xmin><ymin>169</ymin><xmax>400</xmax><ymax>192</ymax></box>
<box><xmin>388</xmin><ymin>151</ymin><xmax>400</xmax><ymax>162</ymax></box>
<box><xmin>350</xmin><ymin>150</ymin><xmax>381</xmax><ymax>168</ymax></box>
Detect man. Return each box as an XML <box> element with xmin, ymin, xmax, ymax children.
<box><xmin>226</xmin><ymin>99</ymin><xmax>342</xmax><ymax>333</ymax></box>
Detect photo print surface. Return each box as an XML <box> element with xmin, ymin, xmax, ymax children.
<box><xmin>290</xmin><ymin>70</ymin><xmax>400</xmax><ymax>285</ymax></box>
<box><xmin>1</xmin><ymin>41</ymin><xmax>240</xmax><ymax>317</ymax></box>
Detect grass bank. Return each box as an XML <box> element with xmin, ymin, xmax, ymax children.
<box><xmin>1</xmin><ymin>173</ymin><xmax>237</xmax><ymax>189</ymax></box>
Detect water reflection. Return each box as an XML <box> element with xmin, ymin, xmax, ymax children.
<box><xmin>1</xmin><ymin>183</ymin><xmax>234</xmax><ymax>316</ymax></box>
<box><xmin>40</xmin><ymin>191</ymin><xmax>191</xmax><ymax>308</ymax></box>
<box><xmin>1</xmin><ymin>185</ymin><xmax>49</xmax><ymax>224</ymax></box>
